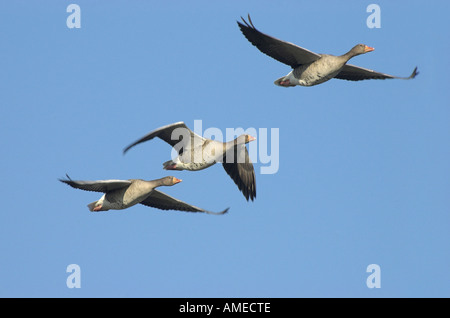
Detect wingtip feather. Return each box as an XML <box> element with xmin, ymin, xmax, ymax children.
<box><xmin>59</xmin><ymin>173</ymin><xmax>72</xmax><ymax>184</ymax></box>
<box><xmin>411</xmin><ymin>66</ymin><xmax>419</xmax><ymax>78</ymax></box>
<box><xmin>205</xmin><ymin>207</ymin><xmax>230</xmax><ymax>215</ymax></box>
<box><xmin>247</xmin><ymin>13</ymin><xmax>255</xmax><ymax>28</ymax></box>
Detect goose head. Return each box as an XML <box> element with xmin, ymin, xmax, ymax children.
<box><xmin>235</xmin><ymin>134</ymin><xmax>256</xmax><ymax>145</ymax></box>
<box><xmin>159</xmin><ymin>176</ymin><xmax>182</xmax><ymax>186</ymax></box>
<box><xmin>347</xmin><ymin>44</ymin><xmax>374</xmax><ymax>57</ymax></box>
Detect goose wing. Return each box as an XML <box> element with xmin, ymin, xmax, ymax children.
<box><xmin>222</xmin><ymin>145</ymin><xmax>256</xmax><ymax>201</ymax></box>
<box><xmin>237</xmin><ymin>14</ymin><xmax>320</xmax><ymax>68</ymax></box>
<box><xmin>123</xmin><ymin>122</ymin><xmax>205</xmax><ymax>155</ymax></box>
<box><xmin>140</xmin><ymin>190</ymin><xmax>229</xmax><ymax>215</ymax></box>
<box><xmin>59</xmin><ymin>175</ymin><xmax>131</xmax><ymax>193</ymax></box>
<box><xmin>335</xmin><ymin>64</ymin><xmax>418</xmax><ymax>81</ymax></box>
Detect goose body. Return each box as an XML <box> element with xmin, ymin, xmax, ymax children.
<box><xmin>164</xmin><ymin>138</ymin><xmax>225</xmax><ymax>171</ymax></box>
<box><xmin>86</xmin><ymin>179</ymin><xmax>157</xmax><ymax>211</ymax></box>
<box><xmin>280</xmin><ymin>54</ymin><xmax>351</xmax><ymax>87</ymax></box>
<box><xmin>123</xmin><ymin>122</ymin><xmax>257</xmax><ymax>201</ymax></box>
<box><xmin>237</xmin><ymin>15</ymin><xmax>418</xmax><ymax>87</ymax></box>
<box><xmin>60</xmin><ymin>175</ymin><xmax>228</xmax><ymax>215</ymax></box>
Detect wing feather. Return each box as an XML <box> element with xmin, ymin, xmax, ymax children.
<box><xmin>140</xmin><ymin>190</ymin><xmax>229</xmax><ymax>215</ymax></box>
<box><xmin>222</xmin><ymin>145</ymin><xmax>256</xmax><ymax>201</ymax></box>
<box><xmin>335</xmin><ymin>65</ymin><xmax>418</xmax><ymax>81</ymax></box>
<box><xmin>237</xmin><ymin>14</ymin><xmax>320</xmax><ymax>68</ymax></box>
<box><xmin>123</xmin><ymin>122</ymin><xmax>205</xmax><ymax>154</ymax></box>
<box><xmin>59</xmin><ymin>175</ymin><xmax>131</xmax><ymax>193</ymax></box>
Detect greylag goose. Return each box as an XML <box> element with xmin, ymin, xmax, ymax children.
<box><xmin>123</xmin><ymin>122</ymin><xmax>256</xmax><ymax>201</ymax></box>
<box><xmin>59</xmin><ymin>175</ymin><xmax>229</xmax><ymax>215</ymax></box>
<box><xmin>237</xmin><ymin>14</ymin><xmax>418</xmax><ymax>87</ymax></box>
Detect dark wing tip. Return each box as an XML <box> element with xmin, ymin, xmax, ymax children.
<box><xmin>59</xmin><ymin>174</ymin><xmax>77</xmax><ymax>189</ymax></box>
<box><xmin>237</xmin><ymin>18</ymin><xmax>247</xmax><ymax>30</ymax></box>
<box><xmin>123</xmin><ymin>137</ymin><xmax>147</xmax><ymax>155</ymax></box>
<box><xmin>246</xmin><ymin>14</ymin><xmax>255</xmax><ymax>28</ymax></box>
<box><xmin>249</xmin><ymin>190</ymin><xmax>256</xmax><ymax>201</ymax></box>
<box><xmin>237</xmin><ymin>14</ymin><xmax>255</xmax><ymax>30</ymax></box>
<box><xmin>411</xmin><ymin>66</ymin><xmax>419</xmax><ymax>79</ymax></box>
<box><xmin>242</xmin><ymin>182</ymin><xmax>256</xmax><ymax>202</ymax></box>
<box><xmin>204</xmin><ymin>207</ymin><xmax>230</xmax><ymax>215</ymax></box>
<box><xmin>59</xmin><ymin>173</ymin><xmax>71</xmax><ymax>183</ymax></box>
<box><xmin>246</xmin><ymin>185</ymin><xmax>256</xmax><ymax>201</ymax></box>
<box><xmin>222</xmin><ymin>162</ymin><xmax>256</xmax><ymax>202</ymax></box>
<box><xmin>122</xmin><ymin>145</ymin><xmax>131</xmax><ymax>155</ymax></box>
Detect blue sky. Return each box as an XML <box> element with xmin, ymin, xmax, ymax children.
<box><xmin>0</xmin><ymin>0</ymin><xmax>448</xmax><ymax>297</ymax></box>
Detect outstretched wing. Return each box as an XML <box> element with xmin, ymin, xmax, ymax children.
<box><xmin>335</xmin><ymin>65</ymin><xmax>418</xmax><ymax>81</ymax></box>
<box><xmin>140</xmin><ymin>190</ymin><xmax>229</xmax><ymax>215</ymax></box>
<box><xmin>123</xmin><ymin>121</ymin><xmax>205</xmax><ymax>155</ymax></box>
<box><xmin>237</xmin><ymin>14</ymin><xmax>320</xmax><ymax>68</ymax></box>
<box><xmin>222</xmin><ymin>145</ymin><xmax>256</xmax><ymax>201</ymax></box>
<box><xmin>59</xmin><ymin>174</ymin><xmax>131</xmax><ymax>193</ymax></box>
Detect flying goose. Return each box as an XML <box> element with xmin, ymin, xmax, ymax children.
<box><xmin>59</xmin><ymin>175</ymin><xmax>229</xmax><ymax>215</ymax></box>
<box><xmin>237</xmin><ymin>14</ymin><xmax>418</xmax><ymax>87</ymax></box>
<box><xmin>123</xmin><ymin>122</ymin><xmax>256</xmax><ymax>201</ymax></box>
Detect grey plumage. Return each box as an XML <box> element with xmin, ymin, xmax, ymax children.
<box><xmin>123</xmin><ymin>122</ymin><xmax>257</xmax><ymax>201</ymax></box>
<box><xmin>60</xmin><ymin>174</ymin><xmax>229</xmax><ymax>215</ymax></box>
<box><xmin>237</xmin><ymin>14</ymin><xmax>418</xmax><ymax>86</ymax></box>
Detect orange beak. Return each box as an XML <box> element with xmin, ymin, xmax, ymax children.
<box><xmin>248</xmin><ymin>136</ymin><xmax>257</xmax><ymax>142</ymax></box>
<box><xmin>364</xmin><ymin>45</ymin><xmax>375</xmax><ymax>53</ymax></box>
<box><xmin>173</xmin><ymin>177</ymin><xmax>182</xmax><ymax>184</ymax></box>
